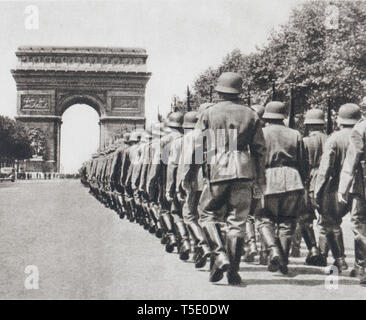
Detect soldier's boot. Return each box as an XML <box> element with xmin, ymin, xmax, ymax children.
<box><xmin>335</xmin><ymin>230</ymin><xmax>348</xmax><ymax>271</ymax></box>
<box><xmin>290</xmin><ymin>223</ymin><xmax>302</xmax><ymax>258</ymax></box>
<box><xmin>158</xmin><ymin>216</ymin><xmax>169</xmax><ymax>244</ymax></box>
<box><xmin>318</xmin><ymin>233</ymin><xmax>329</xmax><ymax>267</ymax></box>
<box><xmin>151</xmin><ymin>205</ymin><xmax>163</xmax><ymax>238</ymax></box>
<box><xmin>203</xmin><ymin>223</ymin><xmax>230</xmax><ymax>283</ymax></box>
<box><xmin>258</xmin><ymin>225</ymin><xmax>282</xmax><ymax>272</ymax></box>
<box><xmin>277</xmin><ymin>236</ymin><xmax>292</xmax><ymax>275</ymax></box>
<box><xmin>242</xmin><ymin>219</ymin><xmax>258</xmax><ymax>263</ymax></box>
<box><xmin>147</xmin><ymin>207</ymin><xmax>157</xmax><ymax>234</ymax></box>
<box><xmin>226</xmin><ymin>236</ymin><xmax>244</xmax><ymax>285</ymax></box>
<box><xmin>127</xmin><ymin>199</ymin><xmax>136</xmax><ymax>222</ymax></box>
<box><xmin>350</xmin><ymin>239</ymin><xmax>366</xmax><ymax>286</ymax></box>
<box><xmin>351</xmin><ymin>239</ymin><xmax>364</xmax><ymax>277</ymax></box>
<box><xmin>187</xmin><ymin>222</ymin><xmax>211</xmax><ymax>268</ymax></box>
<box><xmin>302</xmin><ymin>224</ymin><xmax>322</xmax><ymax>266</ymax></box>
<box><xmin>116</xmin><ymin>195</ymin><xmax>125</xmax><ymax>219</ymax></box>
<box><xmin>142</xmin><ymin>206</ymin><xmax>150</xmax><ymax>230</ymax></box>
<box><xmin>225</xmin><ymin>236</ymin><xmax>244</xmax><ymax>285</ymax></box>
<box><xmin>257</xmin><ymin>233</ymin><xmax>269</xmax><ymax>265</ymax></box>
<box><xmin>175</xmin><ymin>221</ymin><xmax>191</xmax><ymax>261</ymax></box>
<box><xmin>326</xmin><ymin>231</ymin><xmax>347</xmax><ymax>273</ymax></box>
<box><xmin>163</xmin><ymin>214</ymin><xmax>177</xmax><ymax>253</ymax></box>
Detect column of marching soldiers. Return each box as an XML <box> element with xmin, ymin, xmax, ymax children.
<box><xmin>80</xmin><ymin>72</ymin><xmax>366</xmax><ymax>286</ymax></box>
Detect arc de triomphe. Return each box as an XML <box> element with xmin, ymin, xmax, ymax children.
<box><xmin>12</xmin><ymin>46</ymin><xmax>151</xmax><ymax>172</ymax></box>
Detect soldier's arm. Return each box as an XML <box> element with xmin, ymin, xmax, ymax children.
<box><xmin>250</xmin><ymin>117</ymin><xmax>266</xmax><ymax>188</ymax></box>
<box><xmin>297</xmin><ymin>134</ymin><xmax>307</xmax><ymax>184</ymax></box>
<box><xmin>314</xmin><ymin>137</ymin><xmax>337</xmax><ymax>201</ymax></box>
<box><xmin>339</xmin><ymin>123</ymin><xmax>365</xmax><ymax>196</ymax></box>
<box><xmin>166</xmin><ymin>138</ymin><xmax>182</xmax><ymax>198</ymax></box>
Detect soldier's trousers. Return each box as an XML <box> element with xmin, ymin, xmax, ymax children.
<box><xmin>182</xmin><ymin>188</ymin><xmax>201</xmax><ymax>223</ymax></box>
<box><xmin>198</xmin><ymin>179</ymin><xmax>253</xmax><ymax>238</ymax></box>
<box><xmin>351</xmin><ymin>196</ymin><xmax>366</xmax><ymax>268</ymax></box>
<box><xmin>256</xmin><ymin>190</ymin><xmax>303</xmax><ymax>257</ymax></box>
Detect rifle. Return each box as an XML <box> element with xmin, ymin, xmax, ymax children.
<box><xmin>187</xmin><ymin>86</ymin><xmax>191</xmax><ymax>112</ymax></box>
<box><xmin>272</xmin><ymin>80</ymin><xmax>276</xmax><ymax>101</ymax></box>
<box><xmin>209</xmin><ymin>85</ymin><xmax>213</xmax><ymax>103</ymax></box>
<box><xmin>247</xmin><ymin>86</ymin><xmax>251</xmax><ymax>106</ymax></box>
<box><xmin>288</xmin><ymin>86</ymin><xmax>295</xmax><ymax>129</ymax></box>
<box><xmin>327</xmin><ymin>98</ymin><xmax>333</xmax><ymax>135</ymax></box>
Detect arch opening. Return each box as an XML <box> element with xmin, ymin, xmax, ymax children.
<box><xmin>60</xmin><ymin>104</ymin><xmax>100</xmax><ymax>174</ymax></box>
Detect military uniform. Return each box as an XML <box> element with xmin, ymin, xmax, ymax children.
<box><xmin>196</xmin><ymin>72</ymin><xmax>266</xmax><ymax>285</ymax></box>
<box><xmin>176</xmin><ymin>111</ymin><xmax>211</xmax><ymax>268</ymax></box>
<box><xmin>294</xmin><ymin>109</ymin><xmax>327</xmax><ymax>266</ymax></box>
<box><xmin>256</xmin><ymin>101</ymin><xmax>306</xmax><ymax>275</ymax></box>
<box><xmin>147</xmin><ymin>112</ymin><xmax>184</xmax><ymax>253</ymax></box>
<box><xmin>337</xmin><ymin>104</ymin><xmax>366</xmax><ymax>284</ymax></box>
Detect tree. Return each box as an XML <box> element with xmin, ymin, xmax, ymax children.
<box><xmin>0</xmin><ymin>116</ymin><xmax>33</xmax><ymax>165</ymax></box>
<box><xmin>174</xmin><ymin>1</ymin><xmax>366</xmax><ymax>120</ymax></box>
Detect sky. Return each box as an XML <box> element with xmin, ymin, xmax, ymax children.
<box><xmin>0</xmin><ymin>0</ymin><xmax>303</xmax><ymax>172</ymax></box>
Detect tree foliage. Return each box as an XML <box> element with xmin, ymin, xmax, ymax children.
<box><xmin>176</xmin><ymin>1</ymin><xmax>366</xmax><ymax>116</ymax></box>
<box><xmin>0</xmin><ymin>116</ymin><xmax>33</xmax><ymax>163</ymax></box>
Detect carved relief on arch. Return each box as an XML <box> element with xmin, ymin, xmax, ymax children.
<box><xmin>56</xmin><ymin>93</ymin><xmax>106</xmax><ymax>117</ymax></box>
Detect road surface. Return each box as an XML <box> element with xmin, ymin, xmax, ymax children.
<box><xmin>0</xmin><ymin>180</ymin><xmax>365</xmax><ymax>299</ymax></box>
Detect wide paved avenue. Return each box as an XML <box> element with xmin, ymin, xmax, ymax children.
<box><xmin>0</xmin><ymin>180</ymin><xmax>365</xmax><ymax>299</ymax></box>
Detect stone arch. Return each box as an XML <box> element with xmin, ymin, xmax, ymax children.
<box><xmin>57</xmin><ymin>94</ymin><xmax>106</xmax><ymax>117</ymax></box>
<box><xmin>12</xmin><ymin>46</ymin><xmax>151</xmax><ymax>173</ymax></box>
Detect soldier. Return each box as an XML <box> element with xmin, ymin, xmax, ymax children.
<box><xmin>110</xmin><ymin>133</ymin><xmax>130</xmax><ymax>219</ymax></box>
<box><xmin>336</xmin><ymin>104</ymin><xmax>366</xmax><ymax>285</ymax></box>
<box><xmin>315</xmin><ymin>104</ymin><xmax>361</xmax><ymax>273</ymax></box>
<box><xmin>131</xmin><ymin>130</ymin><xmax>152</xmax><ymax>228</ymax></box>
<box><xmin>166</xmin><ymin>115</ymin><xmax>192</xmax><ymax>261</ymax></box>
<box><xmin>147</xmin><ymin>112</ymin><xmax>184</xmax><ymax>253</ymax></box>
<box><xmin>196</xmin><ymin>72</ymin><xmax>266</xmax><ymax>285</ymax></box>
<box><xmin>175</xmin><ymin>111</ymin><xmax>211</xmax><ymax>267</ymax></box>
<box><xmin>138</xmin><ymin>123</ymin><xmax>166</xmax><ymax>236</ymax></box>
<box><xmin>121</xmin><ymin>130</ymin><xmax>142</xmax><ymax>222</ymax></box>
<box><xmin>296</xmin><ymin>109</ymin><xmax>327</xmax><ymax>266</ymax></box>
<box><xmin>256</xmin><ymin>101</ymin><xmax>306</xmax><ymax>275</ymax></box>
<box><xmin>242</xmin><ymin>104</ymin><xmax>266</xmax><ymax>263</ymax></box>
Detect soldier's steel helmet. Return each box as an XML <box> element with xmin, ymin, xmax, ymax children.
<box><xmin>167</xmin><ymin>111</ymin><xmax>184</xmax><ymax>128</ymax></box>
<box><xmin>338</xmin><ymin>103</ymin><xmax>361</xmax><ymax>125</ymax></box>
<box><xmin>304</xmin><ymin>108</ymin><xmax>325</xmax><ymax>125</ymax></box>
<box><xmin>129</xmin><ymin>130</ymin><xmax>142</xmax><ymax>142</ymax></box>
<box><xmin>251</xmin><ymin>104</ymin><xmax>265</xmax><ymax>118</ymax></box>
<box><xmin>140</xmin><ymin>130</ymin><xmax>152</xmax><ymax>142</ymax></box>
<box><xmin>263</xmin><ymin>101</ymin><xmax>287</xmax><ymax>120</ymax></box>
<box><xmin>183</xmin><ymin>111</ymin><xmax>199</xmax><ymax>129</ymax></box>
<box><xmin>215</xmin><ymin>72</ymin><xmax>243</xmax><ymax>94</ymax></box>
<box><xmin>123</xmin><ymin>132</ymin><xmax>131</xmax><ymax>142</ymax></box>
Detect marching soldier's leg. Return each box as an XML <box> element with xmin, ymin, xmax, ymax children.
<box><xmin>183</xmin><ymin>189</ymin><xmax>211</xmax><ymax>268</ymax></box>
<box><xmin>326</xmin><ymin>227</ymin><xmax>348</xmax><ymax>272</ymax></box>
<box><xmin>161</xmin><ymin>198</ymin><xmax>178</xmax><ymax>253</ymax></box>
<box><xmin>258</xmin><ymin>235</ymin><xmax>269</xmax><ymax>266</ymax></box>
<box><xmin>225</xmin><ymin>180</ymin><xmax>254</xmax><ymax>285</ymax></box>
<box><xmin>243</xmin><ymin>214</ymin><xmax>258</xmax><ymax>263</ymax></box>
<box><xmin>301</xmin><ymin>220</ymin><xmax>321</xmax><ymax>266</ymax></box>
<box><xmin>290</xmin><ymin>222</ymin><xmax>302</xmax><ymax>258</ymax></box>
<box><xmin>199</xmin><ymin>182</ymin><xmax>230</xmax><ymax>283</ymax></box>
<box><xmin>277</xmin><ymin>191</ymin><xmax>304</xmax><ymax>275</ymax></box>
<box><xmin>256</xmin><ymin>196</ymin><xmax>284</xmax><ymax>272</ymax></box>
<box><xmin>350</xmin><ymin>196</ymin><xmax>366</xmax><ymax>285</ymax></box>
<box><xmin>172</xmin><ymin>198</ymin><xmax>190</xmax><ymax>261</ymax></box>
<box><xmin>151</xmin><ymin>203</ymin><xmax>163</xmax><ymax>238</ymax></box>
<box><xmin>318</xmin><ymin>226</ymin><xmax>329</xmax><ymax>267</ymax></box>
<box><xmin>278</xmin><ymin>217</ymin><xmax>297</xmax><ymax>275</ymax></box>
